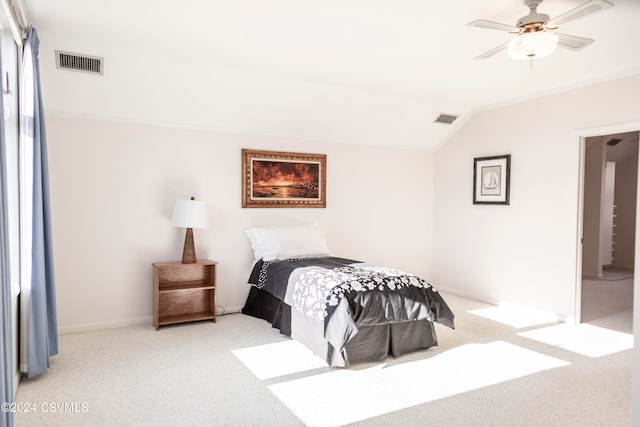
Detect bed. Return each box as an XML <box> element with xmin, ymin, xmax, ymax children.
<box><xmin>241</xmin><ymin>224</ymin><xmax>455</xmax><ymax>367</ymax></box>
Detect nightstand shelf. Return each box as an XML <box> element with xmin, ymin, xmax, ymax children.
<box><xmin>158</xmin><ymin>312</ymin><xmax>216</xmax><ymax>327</ymax></box>
<box><xmin>158</xmin><ymin>281</ymin><xmax>214</xmax><ymax>292</ymax></box>
<box><xmin>153</xmin><ymin>260</ymin><xmax>217</xmax><ymax>330</ymax></box>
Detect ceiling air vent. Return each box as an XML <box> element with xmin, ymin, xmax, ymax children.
<box><xmin>55</xmin><ymin>50</ymin><xmax>103</xmax><ymax>75</ymax></box>
<box><xmin>434</xmin><ymin>113</ymin><xmax>459</xmax><ymax>124</ymax></box>
<box><xmin>606</xmin><ymin>138</ymin><xmax>622</xmax><ymax>146</ymax></box>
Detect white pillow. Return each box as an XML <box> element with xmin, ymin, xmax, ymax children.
<box><xmin>245</xmin><ymin>228</ymin><xmax>265</xmax><ymax>261</ymax></box>
<box><xmin>245</xmin><ymin>224</ymin><xmax>331</xmax><ymax>261</ymax></box>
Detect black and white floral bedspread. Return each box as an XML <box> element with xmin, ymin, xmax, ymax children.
<box><xmin>290</xmin><ymin>264</ymin><xmax>435</xmax><ymax>321</ymax></box>
<box><xmin>248</xmin><ymin>256</ymin><xmax>359</xmax><ymax>300</ymax></box>
<box><xmin>248</xmin><ymin>257</ymin><xmax>455</xmax><ymax>339</ymax></box>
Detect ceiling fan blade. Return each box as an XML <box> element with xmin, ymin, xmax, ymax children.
<box><xmin>556</xmin><ymin>33</ymin><xmax>595</xmax><ymax>51</ymax></box>
<box><xmin>550</xmin><ymin>0</ymin><xmax>613</xmax><ymax>25</ymax></box>
<box><xmin>467</xmin><ymin>19</ymin><xmax>518</xmax><ymax>32</ymax></box>
<box><xmin>474</xmin><ymin>42</ymin><xmax>509</xmax><ymax>60</ymax></box>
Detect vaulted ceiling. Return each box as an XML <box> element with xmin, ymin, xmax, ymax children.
<box><xmin>21</xmin><ymin>0</ymin><xmax>640</xmax><ymax>151</ymax></box>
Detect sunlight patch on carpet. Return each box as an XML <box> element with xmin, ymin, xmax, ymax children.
<box><xmin>268</xmin><ymin>341</ymin><xmax>568</xmax><ymax>427</ymax></box>
<box><xmin>518</xmin><ymin>323</ymin><xmax>634</xmax><ymax>357</ymax></box>
<box><xmin>468</xmin><ymin>302</ymin><xmax>558</xmax><ymax>328</ymax></box>
<box><xmin>232</xmin><ymin>340</ymin><xmax>328</xmax><ymax>379</ymax></box>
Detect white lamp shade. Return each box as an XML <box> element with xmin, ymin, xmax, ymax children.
<box><xmin>171</xmin><ymin>199</ymin><xmax>209</xmax><ymax>229</ymax></box>
<box><xmin>508</xmin><ymin>31</ymin><xmax>558</xmax><ymax>60</ymax></box>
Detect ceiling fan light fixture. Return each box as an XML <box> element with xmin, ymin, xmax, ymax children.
<box><xmin>507</xmin><ymin>31</ymin><xmax>558</xmax><ymax>60</ymax></box>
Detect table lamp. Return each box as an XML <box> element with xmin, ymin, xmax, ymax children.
<box><xmin>171</xmin><ymin>196</ymin><xmax>209</xmax><ymax>263</ymax></box>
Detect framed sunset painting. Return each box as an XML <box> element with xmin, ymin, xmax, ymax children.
<box><xmin>242</xmin><ymin>149</ymin><xmax>326</xmax><ymax>208</ymax></box>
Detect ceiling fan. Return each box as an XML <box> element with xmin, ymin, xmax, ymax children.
<box><xmin>467</xmin><ymin>0</ymin><xmax>614</xmax><ymax>60</ymax></box>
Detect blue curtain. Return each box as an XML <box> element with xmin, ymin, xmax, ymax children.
<box><xmin>24</xmin><ymin>27</ymin><xmax>58</xmax><ymax>379</ymax></box>
<box><xmin>0</xmin><ymin>38</ymin><xmax>15</xmax><ymax>427</ymax></box>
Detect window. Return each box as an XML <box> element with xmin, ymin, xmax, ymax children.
<box><xmin>1</xmin><ymin>28</ymin><xmax>19</xmax><ymax>295</ymax></box>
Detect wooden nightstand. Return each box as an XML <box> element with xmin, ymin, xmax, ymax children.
<box><xmin>152</xmin><ymin>260</ymin><xmax>217</xmax><ymax>330</ymax></box>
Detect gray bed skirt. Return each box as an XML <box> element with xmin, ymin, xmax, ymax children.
<box><xmin>242</xmin><ymin>286</ymin><xmax>439</xmax><ymax>366</ymax></box>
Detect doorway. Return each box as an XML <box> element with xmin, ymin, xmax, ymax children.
<box><xmin>580</xmin><ymin>131</ymin><xmax>639</xmax><ymax>331</ymax></box>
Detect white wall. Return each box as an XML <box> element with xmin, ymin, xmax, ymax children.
<box><xmin>613</xmin><ymin>149</ymin><xmax>638</xmax><ymax>270</ymax></box>
<box><xmin>35</xmin><ymin>31</ymin><xmax>456</xmax><ymax>151</ymax></box>
<box><xmin>29</xmin><ymin>26</ymin><xmax>438</xmax><ymax>333</ymax></box>
<box><xmin>583</xmin><ymin>137</ymin><xmax>607</xmax><ymax>278</ymax></box>
<box><xmin>46</xmin><ymin>115</ymin><xmax>434</xmax><ymax>332</ymax></box>
<box><xmin>433</xmin><ymin>73</ymin><xmax>640</xmax><ymax>321</ymax></box>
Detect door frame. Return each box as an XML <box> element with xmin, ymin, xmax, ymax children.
<box><xmin>574</xmin><ymin>121</ymin><xmax>640</xmax><ymax>325</ymax></box>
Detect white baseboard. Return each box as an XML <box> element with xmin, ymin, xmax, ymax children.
<box><xmin>58</xmin><ymin>316</ymin><xmax>153</xmax><ymax>335</ymax></box>
<box><xmin>58</xmin><ymin>307</ymin><xmax>246</xmax><ymax>335</ymax></box>
<box><xmin>437</xmin><ymin>286</ymin><xmax>569</xmax><ymax>324</ymax></box>
<box><xmin>436</xmin><ymin>286</ymin><xmax>501</xmax><ymax>307</ymax></box>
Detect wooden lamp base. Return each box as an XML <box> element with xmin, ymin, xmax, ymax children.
<box><xmin>181</xmin><ymin>227</ymin><xmax>197</xmax><ymax>264</ymax></box>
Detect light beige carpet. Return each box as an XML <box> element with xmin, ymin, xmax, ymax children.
<box><xmin>581</xmin><ymin>267</ymin><xmax>633</xmax><ymax>332</ymax></box>
<box><xmin>14</xmin><ymin>291</ymin><xmax>632</xmax><ymax>427</ymax></box>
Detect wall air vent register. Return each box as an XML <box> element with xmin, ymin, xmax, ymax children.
<box><xmin>55</xmin><ymin>50</ymin><xmax>103</xmax><ymax>75</ymax></box>
<box><xmin>434</xmin><ymin>113</ymin><xmax>459</xmax><ymax>124</ymax></box>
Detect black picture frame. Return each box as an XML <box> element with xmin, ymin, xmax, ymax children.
<box><xmin>473</xmin><ymin>154</ymin><xmax>511</xmax><ymax>205</ymax></box>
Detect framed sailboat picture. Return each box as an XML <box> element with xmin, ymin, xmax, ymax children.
<box><xmin>473</xmin><ymin>155</ymin><xmax>510</xmax><ymax>205</ymax></box>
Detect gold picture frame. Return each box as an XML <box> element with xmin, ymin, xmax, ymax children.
<box><xmin>242</xmin><ymin>149</ymin><xmax>326</xmax><ymax>208</ymax></box>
